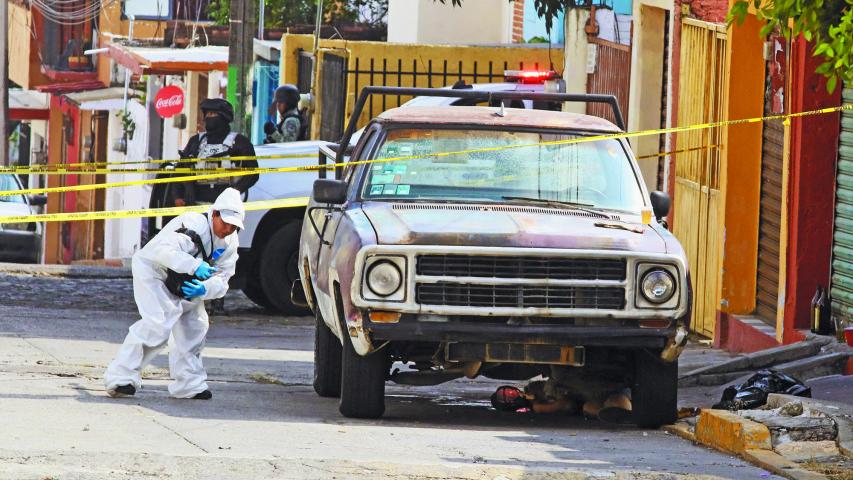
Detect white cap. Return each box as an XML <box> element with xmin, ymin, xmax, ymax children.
<box><xmin>212</xmin><ymin>187</ymin><xmax>245</xmax><ymax>230</ymax></box>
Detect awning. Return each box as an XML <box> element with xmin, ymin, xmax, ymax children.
<box><xmin>35</xmin><ymin>80</ymin><xmax>106</xmax><ymax>95</ymax></box>
<box><xmin>253</xmin><ymin>39</ymin><xmax>281</xmax><ymax>62</ymax></box>
<box><xmin>63</xmin><ymin>87</ymin><xmax>141</xmax><ymax>111</ymax></box>
<box><xmin>9</xmin><ymin>89</ymin><xmax>49</xmax><ymax>120</ymax></box>
<box><xmin>108</xmin><ymin>44</ymin><xmax>229</xmax><ymax>76</ymax></box>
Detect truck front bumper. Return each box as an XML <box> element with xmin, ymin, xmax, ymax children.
<box><xmin>366</xmin><ymin>316</ymin><xmax>678</xmax><ymax>350</ymax></box>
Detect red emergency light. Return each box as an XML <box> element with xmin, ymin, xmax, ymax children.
<box><xmin>504</xmin><ymin>69</ymin><xmax>560</xmax><ymax>84</ymax></box>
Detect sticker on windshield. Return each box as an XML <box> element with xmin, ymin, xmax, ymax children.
<box><xmin>382</xmin><ymin>185</ymin><xmax>398</xmax><ymax>195</ymax></box>
<box><xmin>369</xmin><ymin>185</ymin><xmax>384</xmax><ymax>195</ymax></box>
<box><xmin>371</xmin><ymin>174</ymin><xmax>395</xmax><ymax>184</ymax></box>
<box><xmin>395</xmin><ymin>185</ymin><xmax>411</xmax><ymax>195</ymax></box>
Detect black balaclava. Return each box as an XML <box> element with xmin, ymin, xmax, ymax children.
<box><xmin>204</xmin><ymin>113</ymin><xmax>230</xmax><ymax>141</ymax></box>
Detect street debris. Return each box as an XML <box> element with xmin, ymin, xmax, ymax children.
<box><xmin>713</xmin><ymin>369</ymin><xmax>811</xmax><ymax>410</ymax></box>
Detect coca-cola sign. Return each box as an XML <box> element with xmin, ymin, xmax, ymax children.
<box><xmin>154</xmin><ymin>85</ymin><xmax>185</xmax><ymax>118</ymax></box>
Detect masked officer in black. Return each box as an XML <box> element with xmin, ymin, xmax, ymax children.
<box><xmin>263</xmin><ymin>84</ymin><xmax>306</xmax><ymax>144</ymax></box>
<box><xmin>171</xmin><ymin>98</ymin><xmax>258</xmax><ymax>316</ymax></box>
<box><xmin>173</xmin><ymin>98</ymin><xmax>259</xmax><ymax>207</ymax></box>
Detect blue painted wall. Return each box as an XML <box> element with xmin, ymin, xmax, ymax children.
<box><xmin>521</xmin><ymin>0</ymin><xmax>632</xmax><ymax>43</ymax></box>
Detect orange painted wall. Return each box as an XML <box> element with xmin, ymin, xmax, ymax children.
<box><xmin>719</xmin><ymin>13</ymin><xmax>766</xmax><ymax>315</ymax></box>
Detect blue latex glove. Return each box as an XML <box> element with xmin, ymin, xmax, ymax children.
<box><xmin>212</xmin><ymin>248</ymin><xmax>225</xmax><ymax>262</ymax></box>
<box><xmin>182</xmin><ymin>279</ymin><xmax>207</xmax><ymax>300</ymax></box>
<box><xmin>194</xmin><ymin>261</ymin><xmax>217</xmax><ymax>280</ymax></box>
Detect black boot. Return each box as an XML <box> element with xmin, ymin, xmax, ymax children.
<box><xmin>108</xmin><ymin>384</ymin><xmax>136</xmax><ymax>398</ymax></box>
<box><xmin>192</xmin><ymin>390</ymin><xmax>213</xmax><ymax>400</ymax></box>
<box><xmin>207</xmin><ymin>298</ymin><xmax>227</xmax><ymax>316</ymax></box>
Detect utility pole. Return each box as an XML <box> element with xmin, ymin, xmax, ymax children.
<box><xmin>227</xmin><ymin>0</ymin><xmax>257</xmax><ymax>136</ymax></box>
<box><xmin>0</xmin><ymin>0</ymin><xmax>9</xmax><ymax>166</ymax></box>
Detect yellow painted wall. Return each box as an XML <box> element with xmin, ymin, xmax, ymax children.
<box><xmin>719</xmin><ymin>14</ymin><xmax>766</xmax><ymax>315</ymax></box>
<box><xmin>280</xmin><ymin>34</ymin><xmax>564</xmax><ymax>138</ymax></box>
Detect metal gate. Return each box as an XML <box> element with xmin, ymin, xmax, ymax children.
<box><xmin>319</xmin><ymin>53</ymin><xmax>348</xmax><ymax>142</ymax></box>
<box><xmin>586</xmin><ymin>37</ymin><xmax>631</xmax><ymax>126</ymax></box>
<box><xmin>755</xmin><ymin>34</ymin><xmax>786</xmax><ymax>325</ymax></box>
<box><xmin>673</xmin><ymin>19</ymin><xmax>727</xmax><ymax>338</ymax></box>
<box><xmin>830</xmin><ymin>84</ymin><xmax>853</xmax><ymax>324</ymax></box>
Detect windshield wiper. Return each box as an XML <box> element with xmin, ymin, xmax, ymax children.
<box><xmin>500</xmin><ymin>196</ymin><xmax>609</xmax><ymax>218</ymax></box>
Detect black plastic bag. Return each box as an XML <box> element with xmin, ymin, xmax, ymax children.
<box><xmin>713</xmin><ymin>369</ymin><xmax>811</xmax><ymax>411</ymax></box>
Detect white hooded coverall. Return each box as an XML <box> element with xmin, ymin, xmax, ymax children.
<box><xmin>104</xmin><ymin>191</ymin><xmax>241</xmax><ymax>398</ymax></box>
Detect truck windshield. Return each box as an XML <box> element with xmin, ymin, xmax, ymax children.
<box><xmin>361</xmin><ymin>128</ymin><xmax>646</xmax><ymax>212</ymax></box>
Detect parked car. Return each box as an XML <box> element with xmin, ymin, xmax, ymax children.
<box><xmin>296</xmin><ymin>87</ymin><xmax>691</xmax><ymax>427</ymax></box>
<box><xmin>0</xmin><ymin>174</ymin><xmax>45</xmax><ymax>263</ymax></box>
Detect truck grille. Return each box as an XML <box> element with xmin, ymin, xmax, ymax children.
<box><xmin>416</xmin><ymin>283</ymin><xmax>626</xmax><ymax>310</ymax></box>
<box><xmin>417</xmin><ymin>254</ymin><xmax>626</xmax><ymax>281</ymax></box>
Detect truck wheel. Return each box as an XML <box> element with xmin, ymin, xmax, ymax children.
<box><xmin>339</xmin><ymin>333</ymin><xmax>388</xmax><ymax>419</ymax></box>
<box><xmin>259</xmin><ymin>221</ymin><xmax>310</xmax><ymax>315</ymax></box>
<box><xmin>242</xmin><ymin>270</ymin><xmax>273</xmax><ymax>309</ymax></box>
<box><xmin>313</xmin><ymin>310</ymin><xmax>342</xmax><ymax>397</ymax></box>
<box><xmin>632</xmin><ymin>349</ymin><xmax>678</xmax><ymax>428</ymax></box>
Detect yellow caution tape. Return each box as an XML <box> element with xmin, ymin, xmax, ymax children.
<box><xmin>0</xmin><ymin>197</ymin><xmax>310</xmax><ymax>224</ymax></box>
<box><xmin>0</xmin><ymin>152</ymin><xmax>314</xmax><ymax>172</ymax></box>
<box><xmin>1</xmin><ymin>167</ymin><xmax>280</xmax><ymax>175</ymax></box>
<box><xmin>1</xmin><ymin>103</ymin><xmax>849</xmax><ymax>203</ymax></box>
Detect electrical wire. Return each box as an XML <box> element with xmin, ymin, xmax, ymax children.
<box><xmin>29</xmin><ymin>0</ymin><xmax>118</xmax><ymax>26</ymax></box>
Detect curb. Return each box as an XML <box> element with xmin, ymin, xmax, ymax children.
<box><xmin>677</xmin><ymin>409</ymin><xmax>832</xmax><ymax>480</ymax></box>
<box><xmin>0</xmin><ymin>262</ymin><xmax>132</xmax><ymax>279</ymax></box>
<box><xmin>766</xmin><ymin>393</ymin><xmax>853</xmax><ymax>457</ymax></box>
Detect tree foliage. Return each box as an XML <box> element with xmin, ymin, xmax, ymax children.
<box><xmin>729</xmin><ymin>0</ymin><xmax>853</xmax><ymax>92</ymax></box>
<box><xmin>209</xmin><ymin>0</ymin><xmax>387</xmax><ymax>29</ymax></box>
<box><xmin>436</xmin><ymin>0</ymin><xmax>606</xmax><ymax>33</ymax></box>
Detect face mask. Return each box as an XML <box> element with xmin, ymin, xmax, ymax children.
<box><xmin>204</xmin><ymin>115</ymin><xmax>228</xmax><ymax>132</ymax></box>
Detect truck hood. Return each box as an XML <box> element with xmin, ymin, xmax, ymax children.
<box><xmin>360</xmin><ymin>201</ymin><xmax>667</xmax><ymax>253</ymax></box>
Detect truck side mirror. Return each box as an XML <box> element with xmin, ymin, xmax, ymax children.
<box><xmin>313</xmin><ymin>179</ymin><xmax>348</xmax><ymax>205</ymax></box>
<box><xmin>650</xmin><ymin>191</ymin><xmax>671</xmax><ymax>220</ymax></box>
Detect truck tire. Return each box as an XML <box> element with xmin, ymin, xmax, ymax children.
<box><xmin>632</xmin><ymin>349</ymin><xmax>678</xmax><ymax>428</ymax></box>
<box><xmin>242</xmin><ymin>271</ymin><xmax>273</xmax><ymax>309</ymax></box>
<box><xmin>339</xmin><ymin>332</ymin><xmax>388</xmax><ymax>419</ymax></box>
<box><xmin>259</xmin><ymin>221</ymin><xmax>310</xmax><ymax>315</ymax></box>
<box><xmin>313</xmin><ymin>310</ymin><xmax>342</xmax><ymax>397</ymax></box>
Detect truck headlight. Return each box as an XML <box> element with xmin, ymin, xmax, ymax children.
<box><xmin>366</xmin><ymin>260</ymin><xmax>402</xmax><ymax>297</ymax></box>
<box><xmin>641</xmin><ymin>269</ymin><xmax>676</xmax><ymax>304</ymax></box>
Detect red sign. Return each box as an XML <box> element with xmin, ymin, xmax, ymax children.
<box><xmin>154</xmin><ymin>85</ymin><xmax>185</xmax><ymax>118</ymax></box>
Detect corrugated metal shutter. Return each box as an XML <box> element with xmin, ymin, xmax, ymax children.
<box><xmin>755</xmin><ymin>109</ymin><xmax>784</xmax><ymax>324</ymax></box>
<box><xmin>830</xmin><ymin>85</ymin><xmax>853</xmax><ymax>323</ymax></box>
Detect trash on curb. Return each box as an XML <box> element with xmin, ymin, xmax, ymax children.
<box><xmin>713</xmin><ymin>369</ymin><xmax>811</xmax><ymax>411</ymax></box>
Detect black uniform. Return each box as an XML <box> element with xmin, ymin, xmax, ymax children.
<box><xmin>175</xmin><ymin>130</ymin><xmax>259</xmax><ymax>204</ymax></box>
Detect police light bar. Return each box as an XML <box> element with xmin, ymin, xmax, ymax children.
<box><xmin>503</xmin><ymin>70</ymin><xmax>560</xmax><ymax>84</ymax></box>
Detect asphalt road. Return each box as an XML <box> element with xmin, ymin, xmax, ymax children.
<box><xmin>0</xmin><ymin>272</ymin><xmax>783</xmax><ymax>479</ymax></box>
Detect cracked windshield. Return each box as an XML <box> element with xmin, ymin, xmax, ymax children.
<box><xmin>363</xmin><ymin>129</ymin><xmax>646</xmax><ymax>212</ymax></box>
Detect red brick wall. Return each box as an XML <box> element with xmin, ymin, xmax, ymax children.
<box><xmin>512</xmin><ymin>0</ymin><xmax>524</xmax><ymax>43</ymax></box>
<box><xmin>681</xmin><ymin>0</ymin><xmax>728</xmax><ymax>23</ymax></box>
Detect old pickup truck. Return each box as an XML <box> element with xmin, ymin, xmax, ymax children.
<box><xmin>296</xmin><ymin>87</ymin><xmax>692</xmax><ymax>427</ymax></box>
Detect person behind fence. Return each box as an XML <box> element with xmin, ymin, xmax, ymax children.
<box><xmin>104</xmin><ymin>188</ymin><xmax>245</xmax><ymax>400</ymax></box>
<box><xmin>172</xmin><ymin>98</ymin><xmax>259</xmax><ymax>207</ymax></box>
<box><xmin>263</xmin><ymin>84</ymin><xmax>307</xmax><ymax>144</ymax></box>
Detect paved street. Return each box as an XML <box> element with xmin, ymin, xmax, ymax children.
<box><xmin>0</xmin><ymin>271</ymin><xmax>781</xmax><ymax>479</ymax></box>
